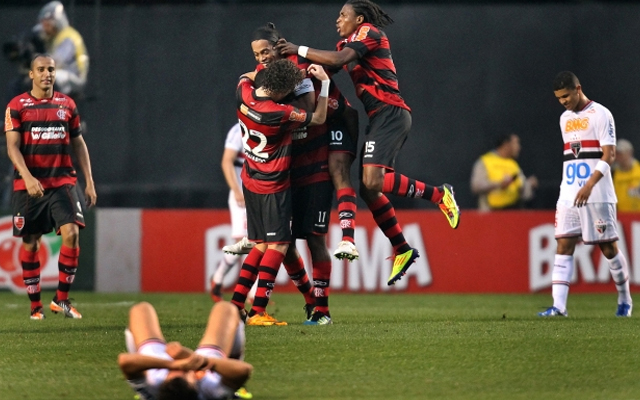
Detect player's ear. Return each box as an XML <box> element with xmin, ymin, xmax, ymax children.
<box><xmin>356</xmin><ymin>15</ymin><xmax>364</xmax><ymax>24</ymax></box>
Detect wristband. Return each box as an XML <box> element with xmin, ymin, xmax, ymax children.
<box><xmin>298</xmin><ymin>45</ymin><xmax>309</xmax><ymax>58</ymax></box>
<box><xmin>320</xmin><ymin>79</ymin><xmax>330</xmax><ymax>97</ymax></box>
<box><xmin>595</xmin><ymin>160</ymin><xmax>610</xmax><ymax>176</ymax></box>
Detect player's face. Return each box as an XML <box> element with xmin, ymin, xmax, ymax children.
<box><xmin>29</xmin><ymin>56</ymin><xmax>56</xmax><ymax>91</ymax></box>
<box><xmin>251</xmin><ymin>39</ymin><xmax>277</xmax><ymax>69</ymax></box>
<box><xmin>336</xmin><ymin>5</ymin><xmax>362</xmax><ymax>38</ymax></box>
<box><xmin>554</xmin><ymin>87</ymin><xmax>581</xmax><ymax>112</ymax></box>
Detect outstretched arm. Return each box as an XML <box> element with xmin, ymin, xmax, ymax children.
<box><xmin>276</xmin><ymin>39</ymin><xmax>358</xmax><ymax>69</ymax></box>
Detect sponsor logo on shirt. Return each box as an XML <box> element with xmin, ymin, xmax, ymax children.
<box><xmin>31</xmin><ymin>126</ymin><xmax>66</xmax><ymax>140</ymax></box>
<box><xmin>289</xmin><ymin>110</ymin><xmax>306</xmax><ymax>122</ymax></box>
<box><xmin>564</xmin><ymin>118</ymin><xmax>589</xmax><ymax>133</ymax></box>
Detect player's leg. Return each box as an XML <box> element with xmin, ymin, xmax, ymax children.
<box><xmin>231</xmin><ymin>245</ymin><xmax>265</xmax><ymax>312</ymax></box>
<box><xmin>49</xmin><ymin>185</ymin><xmax>85</xmax><ymax>318</ymax></box>
<box><xmin>600</xmin><ymin>241</ymin><xmax>633</xmax><ymax>316</ymax></box>
<box><xmin>304</xmin><ymin>234</ymin><xmax>333</xmax><ymax>325</ymax></box>
<box><xmin>21</xmin><ymin>234</ymin><xmax>44</xmax><ymax>319</ymax></box>
<box><xmin>541</xmin><ymin>202</ymin><xmax>580</xmax><ymax>317</ymax></box>
<box><xmin>128</xmin><ymin>301</ymin><xmax>166</xmax><ymax>349</ymax></box>
<box><xmin>283</xmin><ymin>245</ymin><xmax>315</xmax><ymax>316</ymax></box>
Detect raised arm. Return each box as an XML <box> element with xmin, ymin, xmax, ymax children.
<box><xmin>276</xmin><ymin>39</ymin><xmax>358</xmax><ymax>69</ymax></box>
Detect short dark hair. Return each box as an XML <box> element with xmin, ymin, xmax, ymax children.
<box><xmin>346</xmin><ymin>0</ymin><xmax>394</xmax><ymax>28</ymax></box>
<box><xmin>157</xmin><ymin>377</ymin><xmax>198</xmax><ymax>400</ymax></box>
<box><xmin>553</xmin><ymin>71</ymin><xmax>580</xmax><ymax>91</ymax></box>
<box><xmin>262</xmin><ymin>59</ymin><xmax>303</xmax><ymax>96</ymax></box>
<box><xmin>30</xmin><ymin>53</ymin><xmax>54</xmax><ymax>70</ymax></box>
<box><xmin>252</xmin><ymin>22</ymin><xmax>280</xmax><ymax>46</ymax></box>
<box><xmin>494</xmin><ymin>133</ymin><xmax>515</xmax><ymax>149</ymax></box>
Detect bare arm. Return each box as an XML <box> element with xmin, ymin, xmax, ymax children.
<box><xmin>221</xmin><ymin>148</ymin><xmax>244</xmax><ymax>207</ymax></box>
<box><xmin>574</xmin><ymin>144</ymin><xmax>615</xmax><ymax>207</ymax></box>
<box><xmin>276</xmin><ymin>40</ymin><xmax>358</xmax><ymax>69</ymax></box>
<box><xmin>306</xmin><ymin>65</ymin><xmax>329</xmax><ymax>126</ymax></box>
<box><xmin>5</xmin><ymin>130</ymin><xmax>44</xmax><ymax>198</ymax></box>
<box><xmin>70</xmin><ymin>135</ymin><xmax>97</xmax><ymax>207</ymax></box>
<box><xmin>203</xmin><ymin>357</ymin><xmax>253</xmax><ymax>391</ymax></box>
<box><xmin>117</xmin><ymin>353</ymin><xmax>206</xmax><ymax>380</ymax></box>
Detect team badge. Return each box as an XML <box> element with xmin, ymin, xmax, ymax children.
<box><xmin>13</xmin><ymin>216</ymin><xmax>25</xmax><ymax>231</ymax></box>
<box><xmin>570</xmin><ymin>142</ymin><xmax>581</xmax><ymax>158</ymax></box>
<box><xmin>595</xmin><ymin>219</ymin><xmax>607</xmax><ymax>234</ymax></box>
<box><xmin>57</xmin><ymin>109</ymin><xmax>66</xmax><ymax>120</ymax></box>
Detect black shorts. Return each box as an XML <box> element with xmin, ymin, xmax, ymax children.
<box><xmin>361</xmin><ymin>105</ymin><xmax>411</xmax><ymax>170</ymax></box>
<box><xmin>243</xmin><ymin>185</ymin><xmax>292</xmax><ymax>244</ymax></box>
<box><xmin>291</xmin><ymin>180</ymin><xmax>333</xmax><ymax>239</ymax></box>
<box><xmin>328</xmin><ymin>117</ymin><xmax>357</xmax><ymax>156</ymax></box>
<box><xmin>12</xmin><ymin>184</ymin><xmax>85</xmax><ymax>237</ymax></box>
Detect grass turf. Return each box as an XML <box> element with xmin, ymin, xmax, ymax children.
<box><xmin>1</xmin><ymin>291</ymin><xmax>639</xmax><ymax>400</ymax></box>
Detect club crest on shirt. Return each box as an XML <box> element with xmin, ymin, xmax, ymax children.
<box><xmin>595</xmin><ymin>219</ymin><xmax>606</xmax><ymax>234</ymax></box>
<box><xmin>570</xmin><ymin>142</ymin><xmax>581</xmax><ymax>158</ymax></box>
<box><xmin>57</xmin><ymin>109</ymin><xmax>66</xmax><ymax>120</ymax></box>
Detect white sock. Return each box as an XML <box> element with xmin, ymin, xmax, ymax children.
<box><xmin>213</xmin><ymin>253</ymin><xmax>240</xmax><ymax>285</ymax></box>
<box><xmin>552</xmin><ymin>254</ymin><xmax>573</xmax><ymax>312</ymax></box>
<box><xmin>124</xmin><ymin>328</ymin><xmax>136</xmax><ymax>353</ymax></box>
<box><xmin>247</xmin><ymin>278</ymin><xmax>258</xmax><ymax>302</ymax></box>
<box><xmin>607</xmin><ymin>252</ymin><xmax>632</xmax><ymax>305</ymax></box>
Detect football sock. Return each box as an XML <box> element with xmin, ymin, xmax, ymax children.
<box><xmin>20</xmin><ymin>247</ymin><xmax>41</xmax><ymax>310</ymax></box>
<box><xmin>336</xmin><ymin>187</ymin><xmax>357</xmax><ymax>243</ymax></box>
<box><xmin>250</xmin><ymin>249</ymin><xmax>285</xmax><ymax>315</ymax></box>
<box><xmin>283</xmin><ymin>256</ymin><xmax>314</xmax><ymax>306</ymax></box>
<box><xmin>56</xmin><ymin>246</ymin><xmax>79</xmax><ymax>302</ymax></box>
<box><xmin>606</xmin><ymin>252</ymin><xmax>632</xmax><ymax>305</ymax></box>
<box><xmin>368</xmin><ymin>194</ymin><xmax>411</xmax><ymax>254</ymax></box>
<box><xmin>313</xmin><ymin>260</ymin><xmax>332</xmax><ymax>314</ymax></box>
<box><xmin>552</xmin><ymin>254</ymin><xmax>573</xmax><ymax>312</ymax></box>
<box><xmin>231</xmin><ymin>247</ymin><xmax>263</xmax><ymax>310</ymax></box>
<box><xmin>382</xmin><ymin>172</ymin><xmax>443</xmax><ymax>203</ymax></box>
<box><xmin>213</xmin><ymin>252</ymin><xmax>240</xmax><ymax>285</ymax></box>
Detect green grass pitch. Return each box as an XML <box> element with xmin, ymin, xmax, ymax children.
<box><xmin>1</xmin><ymin>291</ymin><xmax>639</xmax><ymax>400</ymax></box>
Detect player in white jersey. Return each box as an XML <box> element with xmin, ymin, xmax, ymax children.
<box><xmin>211</xmin><ymin>123</ymin><xmax>257</xmax><ymax>303</ymax></box>
<box><xmin>118</xmin><ymin>301</ymin><xmax>253</xmax><ymax>400</ymax></box>
<box><xmin>539</xmin><ymin>71</ymin><xmax>632</xmax><ymax>318</ymax></box>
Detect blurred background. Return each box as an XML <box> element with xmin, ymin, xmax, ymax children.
<box><xmin>2</xmin><ymin>0</ymin><xmax>639</xmax><ymax>210</ymax></box>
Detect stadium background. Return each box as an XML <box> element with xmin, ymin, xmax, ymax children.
<box><xmin>0</xmin><ymin>0</ymin><xmax>638</xmax><ymax>294</ymax></box>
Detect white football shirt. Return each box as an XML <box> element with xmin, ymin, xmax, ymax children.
<box><xmin>558</xmin><ymin>100</ymin><xmax>617</xmax><ymax>204</ymax></box>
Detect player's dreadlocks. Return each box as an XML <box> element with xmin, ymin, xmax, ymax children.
<box><xmin>552</xmin><ymin>71</ymin><xmax>580</xmax><ymax>91</ymax></box>
<box><xmin>251</xmin><ymin>22</ymin><xmax>281</xmax><ymax>46</ymax></box>
<box><xmin>262</xmin><ymin>59</ymin><xmax>303</xmax><ymax>96</ymax></box>
<box><xmin>346</xmin><ymin>0</ymin><xmax>394</xmax><ymax>28</ymax></box>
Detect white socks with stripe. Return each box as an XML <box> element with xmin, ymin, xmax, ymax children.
<box><xmin>552</xmin><ymin>254</ymin><xmax>573</xmax><ymax>312</ymax></box>
<box><xmin>607</xmin><ymin>252</ymin><xmax>632</xmax><ymax>305</ymax></box>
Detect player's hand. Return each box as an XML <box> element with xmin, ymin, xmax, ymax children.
<box><xmin>172</xmin><ymin>353</ymin><xmax>206</xmax><ymax>371</ymax></box>
<box><xmin>25</xmin><ymin>176</ymin><xmax>44</xmax><ymax>198</ymax></box>
<box><xmin>85</xmin><ymin>182</ymin><xmax>97</xmax><ymax>207</ymax></box>
<box><xmin>234</xmin><ymin>191</ymin><xmax>245</xmax><ymax>208</ymax></box>
<box><xmin>241</xmin><ymin>71</ymin><xmax>257</xmax><ymax>81</ymax></box>
<box><xmin>275</xmin><ymin>39</ymin><xmax>298</xmax><ymax>56</ymax></box>
<box><xmin>574</xmin><ymin>184</ymin><xmax>593</xmax><ymax>207</ymax></box>
<box><xmin>307</xmin><ymin>64</ymin><xmax>328</xmax><ymax>81</ymax></box>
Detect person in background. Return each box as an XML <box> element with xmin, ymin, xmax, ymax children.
<box><xmin>210</xmin><ymin>122</ymin><xmax>257</xmax><ymax>304</ymax></box>
<box><xmin>470</xmin><ymin>133</ymin><xmax>538</xmax><ymax>211</ymax></box>
<box><xmin>37</xmin><ymin>1</ymin><xmax>89</xmax><ymax>99</ymax></box>
<box><xmin>612</xmin><ymin>138</ymin><xmax>640</xmax><ymax>212</ymax></box>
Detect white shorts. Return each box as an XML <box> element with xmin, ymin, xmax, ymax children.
<box><xmin>228</xmin><ymin>191</ymin><xmax>248</xmax><ymax>239</ymax></box>
<box><xmin>555</xmin><ymin>201</ymin><xmax>619</xmax><ymax>244</ymax></box>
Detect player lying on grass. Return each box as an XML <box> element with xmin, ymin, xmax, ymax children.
<box><xmin>118</xmin><ymin>301</ymin><xmax>253</xmax><ymax>400</ymax></box>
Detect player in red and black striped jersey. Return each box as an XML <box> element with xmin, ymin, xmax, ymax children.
<box><xmin>253</xmin><ymin>23</ymin><xmax>361</xmax><ymax>262</ymax></box>
<box><xmin>231</xmin><ymin>59</ymin><xmax>331</xmax><ymax>325</ymax></box>
<box><xmin>4</xmin><ymin>54</ymin><xmax>96</xmax><ymax>320</ymax></box>
<box><xmin>276</xmin><ymin>0</ymin><xmax>461</xmax><ymax>286</ymax></box>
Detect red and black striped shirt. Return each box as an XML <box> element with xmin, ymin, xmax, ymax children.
<box><xmin>237</xmin><ymin>77</ymin><xmax>312</xmax><ymax>194</ymax></box>
<box><xmin>337</xmin><ymin>23</ymin><xmax>410</xmax><ymax>116</ymax></box>
<box><xmin>4</xmin><ymin>91</ymin><xmax>82</xmax><ymax>191</ymax></box>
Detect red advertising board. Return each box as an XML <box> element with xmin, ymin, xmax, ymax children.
<box><xmin>141</xmin><ymin>209</ymin><xmax>640</xmax><ymax>294</ymax></box>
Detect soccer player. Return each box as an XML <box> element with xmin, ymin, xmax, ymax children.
<box><xmin>276</xmin><ymin>0</ymin><xmax>461</xmax><ymax>285</ymax></box>
<box><xmin>252</xmin><ymin>22</ymin><xmax>361</xmax><ymax>261</ymax></box>
<box><xmin>539</xmin><ymin>71</ymin><xmax>632</xmax><ymax>317</ymax></box>
<box><xmin>4</xmin><ymin>53</ymin><xmax>97</xmax><ymax>320</ymax></box>
<box><xmin>118</xmin><ymin>301</ymin><xmax>253</xmax><ymax>400</ymax></box>
<box><xmin>210</xmin><ymin>122</ymin><xmax>257</xmax><ymax>304</ymax></box>
<box><xmin>232</xmin><ymin>59</ymin><xmax>330</xmax><ymax>326</ymax></box>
